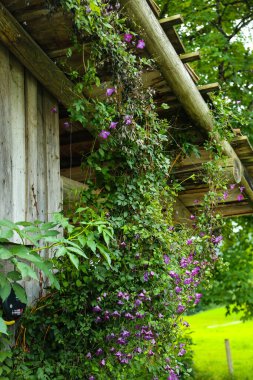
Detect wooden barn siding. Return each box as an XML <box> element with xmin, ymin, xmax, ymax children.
<box><xmin>0</xmin><ymin>43</ymin><xmax>61</xmax><ymax>302</ymax></box>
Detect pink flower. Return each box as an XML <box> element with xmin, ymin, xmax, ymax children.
<box><xmin>124</xmin><ymin>115</ymin><xmax>133</xmax><ymax>125</ymax></box>
<box><xmin>50</xmin><ymin>106</ymin><xmax>57</xmax><ymax>113</ymax></box>
<box><xmin>230</xmin><ymin>184</ymin><xmax>236</xmax><ymax>190</ymax></box>
<box><xmin>223</xmin><ymin>191</ymin><xmax>228</xmax><ymax>200</ymax></box>
<box><xmin>237</xmin><ymin>194</ymin><xmax>244</xmax><ymax>201</ymax></box>
<box><xmin>106</xmin><ymin>88</ymin><xmax>116</xmax><ymax>96</ymax></box>
<box><xmin>99</xmin><ymin>130</ymin><xmax>110</xmax><ymax>139</ymax></box>
<box><xmin>136</xmin><ymin>39</ymin><xmax>145</xmax><ymax>49</ymax></box>
<box><xmin>239</xmin><ymin>186</ymin><xmax>245</xmax><ymax>192</ymax></box>
<box><xmin>186</xmin><ymin>239</ymin><xmax>193</xmax><ymax>245</ymax></box>
<box><xmin>109</xmin><ymin>121</ymin><xmax>118</xmax><ymax>129</ymax></box>
<box><xmin>124</xmin><ymin>33</ymin><xmax>133</xmax><ymax>43</ymax></box>
<box><xmin>189</xmin><ymin>215</ymin><xmax>195</xmax><ymax>220</ymax></box>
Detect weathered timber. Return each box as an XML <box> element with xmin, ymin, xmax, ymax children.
<box><xmin>159</xmin><ymin>15</ymin><xmax>184</xmax><ymax>29</ymax></box>
<box><xmin>120</xmin><ymin>0</ymin><xmax>253</xmax><ymax>203</ymax></box>
<box><xmin>180</xmin><ymin>51</ymin><xmax>200</xmax><ymax>63</ymax></box>
<box><xmin>197</xmin><ymin>83</ymin><xmax>220</xmax><ymax>94</ymax></box>
<box><xmin>0</xmin><ymin>1</ymin><xmax>76</xmax><ymax>107</ymax></box>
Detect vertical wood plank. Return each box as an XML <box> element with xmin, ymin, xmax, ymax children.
<box><xmin>43</xmin><ymin>89</ymin><xmax>61</xmax><ymax>220</ymax></box>
<box><xmin>36</xmin><ymin>84</ymin><xmax>48</xmax><ymax>222</ymax></box>
<box><xmin>25</xmin><ymin>70</ymin><xmax>38</xmax><ymax>221</ymax></box>
<box><xmin>9</xmin><ymin>53</ymin><xmax>26</xmax><ymax>222</ymax></box>
<box><xmin>0</xmin><ymin>43</ymin><xmax>12</xmax><ymax>220</ymax></box>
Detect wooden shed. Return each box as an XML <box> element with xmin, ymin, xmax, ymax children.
<box><xmin>0</xmin><ymin>0</ymin><xmax>253</xmax><ymax>229</ymax></box>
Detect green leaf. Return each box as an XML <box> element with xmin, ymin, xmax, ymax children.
<box><xmin>16</xmin><ymin>262</ymin><xmax>38</xmax><ymax>281</ymax></box>
<box><xmin>0</xmin><ymin>282</ymin><xmax>11</xmax><ymax>302</ymax></box>
<box><xmin>96</xmin><ymin>242</ymin><xmax>111</xmax><ymax>265</ymax></box>
<box><xmin>87</xmin><ymin>239</ymin><xmax>96</xmax><ymax>253</ymax></box>
<box><xmin>12</xmin><ymin>283</ymin><xmax>27</xmax><ymax>304</ymax></box>
<box><xmin>0</xmin><ymin>247</ymin><xmax>13</xmax><ymax>260</ymax></box>
<box><xmin>66</xmin><ymin>246</ymin><xmax>88</xmax><ymax>258</ymax></box>
<box><xmin>67</xmin><ymin>252</ymin><xmax>79</xmax><ymax>269</ymax></box>
<box><xmin>0</xmin><ymin>317</ymin><xmax>7</xmax><ymax>335</ymax></box>
<box><xmin>7</xmin><ymin>271</ymin><xmax>22</xmax><ymax>281</ymax></box>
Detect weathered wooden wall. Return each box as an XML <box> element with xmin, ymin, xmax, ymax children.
<box><xmin>0</xmin><ymin>42</ymin><xmax>61</xmax><ymax>302</ymax></box>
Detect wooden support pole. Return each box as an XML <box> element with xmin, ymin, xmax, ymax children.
<box><xmin>0</xmin><ymin>2</ymin><xmax>76</xmax><ymax>108</ymax></box>
<box><xmin>120</xmin><ymin>0</ymin><xmax>253</xmax><ymax>203</ymax></box>
<box><xmin>225</xmin><ymin>339</ymin><xmax>234</xmax><ymax>377</ymax></box>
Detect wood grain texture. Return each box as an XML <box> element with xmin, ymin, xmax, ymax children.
<box><xmin>0</xmin><ymin>1</ymin><xmax>76</xmax><ymax>107</ymax></box>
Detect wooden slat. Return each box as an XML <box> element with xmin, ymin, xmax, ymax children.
<box><xmin>159</xmin><ymin>15</ymin><xmax>184</xmax><ymax>29</ymax></box>
<box><xmin>0</xmin><ymin>44</ymin><xmax>12</xmax><ymax>220</ymax></box>
<box><xmin>10</xmin><ymin>53</ymin><xmax>26</xmax><ymax>222</ymax></box>
<box><xmin>180</xmin><ymin>51</ymin><xmax>200</xmax><ymax>63</ymax></box>
<box><xmin>0</xmin><ymin>1</ymin><xmax>76</xmax><ymax>108</ymax></box>
<box><xmin>197</xmin><ymin>83</ymin><xmax>220</xmax><ymax>94</ymax></box>
<box><xmin>43</xmin><ymin>90</ymin><xmax>61</xmax><ymax>219</ymax></box>
<box><xmin>25</xmin><ymin>70</ymin><xmax>38</xmax><ymax>221</ymax></box>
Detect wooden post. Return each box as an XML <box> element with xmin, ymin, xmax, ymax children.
<box><xmin>225</xmin><ymin>339</ymin><xmax>234</xmax><ymax>377</ymax></box>
<box><xmin>119</xmin><ymin>0</ymin><xmax>253</xmax><ymax>203</ymax></box>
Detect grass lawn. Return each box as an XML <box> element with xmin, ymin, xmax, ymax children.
<box><xmin>187</xmin><ymin>307</ymin><xmax>253</xmax><ymax>380</ymax></box>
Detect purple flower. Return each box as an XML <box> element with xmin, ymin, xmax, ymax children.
<box><xmin>50</xmin><ymin>106</ymin><xmax>57</xmax><ymax>113</ymax></box>
<box><xmin>86</xmin><ymin>352</ymin><xmax>92</xmax><ymax>359</ymax></box>
<box><xmin>183</xmin><ymin>321</ymin><xmax>190</xmax><ymax>327</ymax></box>
<box><xmin>106</xmin><ymin>88</ymin><xmax>115</xmax><ymax>96</ymax></box>
<box><xmin>115</xmin><ymin>351</ymin><xmax>122</xmax><ymax>357</ymax></box>
<box><xmin>89</xmin><ymin>376</ymin><xmax>95</xmax><ymax>380</ymax></box>
<box><xmin>63</xmin><ymin>121</ymin><xmax>70</xmax><ymax>129</ymax></box>
<box><xmin>190</xmin><ymin>214</ymin><xmax>195</xmax><ymax>220</ymax></box>
<box><xmin>168</xmin><ymin>371</ymin><xmax>179</xmax><ymax>380</ymax></box>
<box><xmin>168</xmin><ymin>226</ymin><xmax>174</xmax><ymax>231</ymax></box>
<box><xmin>95</xmin><ymin>316</ymin><xmax>102</xmax><ymax>323</ymax></box>
<box><xmin>111</xmin><ymin>311</ymin><xmax>121</xmax><ymax>318</ymax></box>
<box><xmin>184</xmin><ymin>278</ymin><xmax>192</xmax><ymax>285</ymax></box>
<box><xmin>144</xmin><ymin>272</ymin><xmax>149</xmax><ymax>282</ymax></box>
<box><xmin>120</xmin><ymin>358</ymin><xmax>129</xmax><ymax>364</ymax></box>
<box><xmin>86</xmin><ymin>6</ymin><xmax>91</xmax><ymax>13</ymax></box>
<box><xmin>92</xmin><ymin>305</ymin><xmax>102</xmax><ymax>313</ymax></box>
<box><xmin>148</xmin><ymin>350</ymin><xmax>155</xmax><ymax>356</ymax></box>
<box><xmin>121</xmin><ymin>330</ymin><xmax>130</xmax><ymax>338</ymax></box>
<box><xmin>134</xmin><ymin>299</ymin><xmax>142</xmax><ymax>307</ymax></box>
<box><xmin>177</xmin><ymin>305</ymin><xmax>185</xmax><ymax>314</ymax></box>
<box><xmin>192</xmin><ymin>267</ymin><xmax>200</xmax><ymax>276</ymax></box>
<box><xmin>136</xmin><ymin>312</ymin><xmax>145</xmax><ymax>319</ymax></box>
<box><xmin>109</xmin><ymin>121</ymin><xmax>118</xmax><ymax>129</ymax></box>
<box><xmin>134</xmin><ymin>347</ymin><xmax>142</xmax><ymax>353</ymax></box>
<box><xmin>237</xmin><ymin>193</ymin><xmax>244</xmax><ymax>201</ymax></box>
<box><xmin>158</xmin><ymin>313</ymin><xmax>164</xmax><ymax>318</ymax></box>
<box><xmin>124</xmin><ymin>33</ymin><xmax>133</xmax><ymax>43</ymax></box>
<box><xmin>236</xmin><ymin>100</ymin><xmax>241</xmax><ymax>104</ymax></box>
<box><xmin>169</xmin><ymin>271</ymin><xmax>179</xmax><ymax>279</ymax></box>
<box><xmin>96</xmin><ymin>348</ymin><xmax>103</xmax><ymax>356</ymax></box>
<box><xmin>110</xmin><ymin>347</ymin><xmax>115</xmax><ymax>352</ymax></box>
<box><xmin>118</xmin><ymin>300</ymin><xmax>124</xmax><ymax>305</ymax></box>
<box><xmin>186</xmin><ymin>239</ymin><xmax>193</xmax><ymax>245</ymax></box>
<box><xmin>100</xmin><ymin>359</ymin><xmax>106</xmax><ymax>367</ymax></box>
<box><xmin>125</xmin><ymin>312</ymin><xmax>134</xmax><ymax>320</ymax></box>
<box><xmin>239</xmin><ymin>186</ymin><xmax>245</xmax><ymax>193</ymax></box>
<box><xmin>175</xmin><ymin>286</ymin><xmax>182</xmax><ymax>294</ymax></box>
<box><xmin>163</xmin><ymin>254</ymin><xmax>170</xmax><ymax>264</ymax></box>
<box><xmin>223</xmin><ymin>191</ymin><xmax>229</xmax><ymax>200</ymax></box>
<box><xmin>150</xmin><ymin>271</ymin><xmax>155</xmax><ymax>277</ymax></box>
<box><xmin>178</xmin><ymin>348</ymin><xmax>186</xmax><ymax>356</ymax></box>
<box><xmin>99</xmin><ymin>130</ymin><xmax>110</xmax><ymax>139</ymax></box>
<box><xmin>136</xmin><ymin>39</ymin><xmax>145</xmax><ymax>49</ymax></box>
<box><xmin>124</xmin><ymin>115</ymin><xmax>133</xmax><ymax>125</ymax></box>
<box><xmin>106</xmin><ymin>333</ymin><xmax>115</xmax><ymax>341</ymax></box>
<box><xmin>194</xmin><ymin>199</ymin><xmax>200</xmax><ymax>204</ymax></box>
<box><xmin>211</xmin><ymin>235</ymin><xmax>223</xmax><ymax>244</ymax></box>
<box><xmin>120</xmin><ymin>241</ymin><xmax>126</xmax><ymax>248</ymax></box>
<box><xmin>230</xmin><ymin>184</ymin><xmax>236</xmax><ymax>190</ymax></box>
<box><xmin>117</xmin><ymin>337</ymin><xmax>128</xmax><ymax>345</ymax></box>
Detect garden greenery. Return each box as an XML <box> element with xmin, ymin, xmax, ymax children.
<box><xmin>0</xmin><ymin>0</ymin><xmax>244</xmax><ymax>379</ymax></box>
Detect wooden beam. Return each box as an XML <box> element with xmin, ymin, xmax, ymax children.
<box><xmin>120</xmin><ymin>0</ymin><xmax>253</xmax><ymax>204</ymax></box>
<box><xmin>0</xmin><ymin>2</ymin><xmax>76</xmax><ymax>108</ymax></box>
<box><xmin>180</xmin><ymin>51</ymin><xmax>201</xmax><ymax>63</ymax></box>
<box><xmin>173</xmin><ymin>198</ymin><xmax>192</xmax><ymax>225</ymax></box>
<box><xmin>159</xmin><ymin>15</ymin><xmax>184</xmax><ymax>29</ymax></box>
<box><xmin>197</xmin><ymin>82</ymin><xmax>220</xmax><ymax>94</ymax></box>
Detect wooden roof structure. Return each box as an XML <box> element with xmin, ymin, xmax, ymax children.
<box><xmin>1</xmin><ymin>0</ymin><xmax>253</xmax><ymax>221</ymax></box>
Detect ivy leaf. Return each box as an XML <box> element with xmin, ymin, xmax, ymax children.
<box><xmin>12</xmin><ymin>283</ymin><xmax>27</xmax><ymax>304</ymax></box>
<box><xmin>0</xmin><ymin>317</ymin><xmax>7</xmax><ymax>335</ymax></box>
<box><xmin>67</xmin><ymin>252</ymin><xmax>79</xmax><ymax>269</ymax></box>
